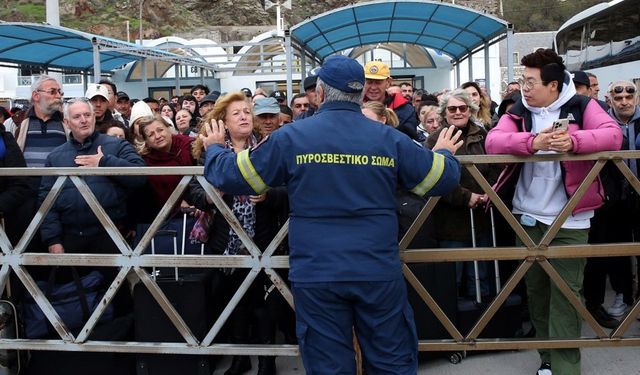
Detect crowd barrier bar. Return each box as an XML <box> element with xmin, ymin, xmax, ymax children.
<box><xmin>0</xmin><ymin>150</ymin><xmax>639</xmax><ymax>355</ymax></box>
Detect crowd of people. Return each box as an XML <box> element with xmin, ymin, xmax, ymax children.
<box><xmin>0</xmin><ymin>47</ymin><xmax>639</xmax><ymax>375</ymax></box>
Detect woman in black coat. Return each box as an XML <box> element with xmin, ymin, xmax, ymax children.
<box><xmin>0</xmin><ymin>124</ymin><xmax>32</xmax><ymax>245</ymax></box>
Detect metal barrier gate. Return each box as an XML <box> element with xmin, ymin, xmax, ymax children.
<box><xmin>0</xmin><ymin>150</ymin><xmax>639</xmax><ymax>357</ymax></box>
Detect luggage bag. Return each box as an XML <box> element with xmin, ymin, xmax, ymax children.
<box><xmin>133</xmin><ymin>211</ymin><xmax>214</xmax><ymax>375</ymax></box>
<box><xmin>452</xmin><ymin>208</ymin><xmax>523</xmax><ymax>363</ymax></box>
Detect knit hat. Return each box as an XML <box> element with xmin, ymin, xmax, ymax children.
<box><xmin>129</xmin><ymin>100</ymin><xmax>153</xmax><ymax>125</ymax></box>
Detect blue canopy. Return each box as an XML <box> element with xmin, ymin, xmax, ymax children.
<box><xmin>0</xmin><ymin>22</ymin><xmax>211</xmax><ymax>73</ymax></box>
<box><xmin>290</xmin><ymin>0</ymin><xmax>509</xmax><ymax>62</ymax></box>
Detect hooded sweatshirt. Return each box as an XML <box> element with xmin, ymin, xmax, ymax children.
<box><xmin>512</xmin><ymin>71</ymin><xmax>593</xmax><ymax>229</ymax></box>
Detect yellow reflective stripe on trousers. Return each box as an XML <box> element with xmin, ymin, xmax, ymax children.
<box><xmin>411</xmin><ymin>152</ymin><xmax>445</xmax><ymax>196</ymax></box>
<box><xmin>236</xmin><ymin>149</ymin><xmax>268</xmax><ymax>194</ymax></box>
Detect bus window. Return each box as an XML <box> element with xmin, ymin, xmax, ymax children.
<box><xmin>556</xmin><ymin>0</ymin><xmax>640</xmax><ymax>79</ymax></box>
<box><xmin>559</xmin><ymin>24</ymin><xmax>586</xmax><ymax>71</ymax></box>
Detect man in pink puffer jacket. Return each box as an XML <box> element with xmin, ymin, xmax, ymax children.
<box><xmin>486</xmin><ymin>48</ymin><xmax>621</xmax><ymax>375</ymax></box>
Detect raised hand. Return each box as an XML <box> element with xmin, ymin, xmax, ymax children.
<box><xmin>199</xmin><ymin>119</ymin><xmax>226</xmax><ymax>150</ymax></box>
<box><xmin>432</xmin><ymin>126</ymin><xmax>464</xmax><ymax>154</ymax></box>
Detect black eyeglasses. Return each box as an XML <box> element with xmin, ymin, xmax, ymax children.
<box><xmin>611</xmin><ymin>86</ymin><xmax>636</xmax><ymax>94</ymax></box>
<box><xmin>446</xmin><ymin>105</ymin><xmax>469</xmax><ymax>114</ymax></box>
<box><xmin>37</xmin><ymin>88</ymin><xmax>64</xmax><ymax>96</ymax></box>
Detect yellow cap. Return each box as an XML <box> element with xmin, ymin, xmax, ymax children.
<box><xmin>364</xmin><ymin>61</ymin><xmax>391</xmax><ymax>80</ymax></box>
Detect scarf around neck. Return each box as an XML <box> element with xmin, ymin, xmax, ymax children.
<box><xmin>223</xmin><ymin>132</ymin><xmax>258</xmax><ymax>256</ymax></box>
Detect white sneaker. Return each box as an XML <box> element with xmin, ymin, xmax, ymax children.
<box><xmin>607</xmin><ymin>293</ymin><xmax>628</xmax><ymax>317</ymax></box>
<box><xmin>537</xmin><ymin>362</ymin><xmax>552</xmax><ymax>375</ymax></box>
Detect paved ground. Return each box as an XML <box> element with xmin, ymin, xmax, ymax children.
<box><xmin>213</xmin><ymin>285</ymin><xmax>640</xmax><ymax>375</ymax></box>
<box><xmin>213</xmin><ymin>341</ymin><xmax>640</xmax><ymax>375</ymax></box>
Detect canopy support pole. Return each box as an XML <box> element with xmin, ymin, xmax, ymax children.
<box><xmin>468</xmin><ymin>52</ymin><xmax>473</xmax><ymax>82</ymax></box>
<box><xmin>92</xmin><ymin>38</ymin><xmax>101</xmax><ymax>83</ymax></box>
<box><xmin>285</xmin><ymin>31</ymin><xmax>293</xmax><ymax>102</ymax></box>
<box><xmin>300</xmin><ymin>52</ymin><xmax>307</xmax><ymax>93</ymax></box>
<box><xmin>140</xmin><ymin>57</ymin><xmax>148</xmax><ymax>97</ymax></box>
<box><xmin>175</xmin><ymin>63</ymin><xmax>181</xmax><ymax>96</ymax></box>
<box><xmin>507</xmin><ymin>24</ymin><xmax>515</xmax><ymax>84</ymax></box>
<box><xmin>484</xmin><ymin>44</ymin><xmax>491</xmax><ymax>95</ymax></box>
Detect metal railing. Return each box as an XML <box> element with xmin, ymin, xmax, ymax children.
<box><xmin>0</xmin><ymin>150</ymin><xmax>639</xmax><ymax>356</ymax></box>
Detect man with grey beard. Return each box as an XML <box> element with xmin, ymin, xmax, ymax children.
<box><xmin>16</xmin><ymin>75</ymin><xmax>67</xmax><ymax>168</ymax></box>
<box><xmin>13</xmin><ymin>75</ymin><xmax>68</xmax><ymax>269</ymax></box>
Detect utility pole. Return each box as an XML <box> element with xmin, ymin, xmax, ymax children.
<box><xmin>46</xmin><ymin>0</ymin><xmax>60</xmax><ymax>26</ymax></box>
<box><xmin>264</xmin><ymin>0</ymin><xmax>292</xmax><ymax>36</ymax></box>
<box><xmin>139</xmin><ymin>0</ymin><xmax>145</xmax><ymax>45</ymax></box>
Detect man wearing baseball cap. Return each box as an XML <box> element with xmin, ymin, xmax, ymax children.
<box><xmin>85</xmin><ymin>83</ymin><xmax>121</xmax><ymax>133</ymax></box>
<box><xmin>270</xmin><ymin>90</ymin><xmax>287</xmax><ymax>104</ymax></box>
<box><xmin>363</xmin><ymin>61</ymin><xmax>422</xmax><ymax>141</ymax></box>
<box><xmin>115</xmin><ymin>91</ymin><xmax>132</xmax><ymax>125</ymax></box>
<box><xmin>253</xmin><ymin>97</ymin><xmax>281</xmax><ymax>139</ymax></box>
<box><xmin>200</xmin><ymin>54</ymin><xmax>463</xmax><ymax>374</ymax></box>
<box><xmin>295</xmin><ymin>75</ymin><xmax>319</xmax><ymax>120</ymax></box>
<box><xmin>572</xmin><ymin>71</ymin><xmax>591</xmax><ymax>97</ymax></box>
<box><xmin>572</xmin><ymin>71</ymin><xmax>608</xmax><ymax>111</ymax></box>
<box><xmin>198</xmin><ymin>92</ymin><xmax>220</xmax><ymax>118</ymax></box>
<box><xmin>3</xmin><ymin>103</ymin><xmax>27</xmax><ymax>136</ymax></box>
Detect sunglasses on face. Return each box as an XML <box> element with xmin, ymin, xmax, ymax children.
<box><xmin>446</xmin><ymin>105</ymin><xmax>469</xmax><ymax>114</ymax></box>
<box><xmin>611</xmin><ymin>86</ymin><xmax>636</xmax><ymax>94</ymax></box>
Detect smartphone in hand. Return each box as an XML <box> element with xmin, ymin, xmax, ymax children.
<box><xmin>552</xmin><ymin>118</ymin><xmax>569</xmax><ymax>132</ymax></box>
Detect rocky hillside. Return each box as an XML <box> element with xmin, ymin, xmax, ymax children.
<box><xmin>1</xmin><ymin>0</ymin><xmax>498</xmax><ymax>42</ymax></box>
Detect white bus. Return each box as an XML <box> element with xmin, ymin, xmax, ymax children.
<box><xmin>554</xmin><ymin>0</ymin><xmax>640</xmax><ymax>97</ymax></box>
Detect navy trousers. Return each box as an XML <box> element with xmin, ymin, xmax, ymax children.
<box><xmin>292</xmin><ymin>279</ymin><xmax>418</xmax><ymax>375</ymax></box>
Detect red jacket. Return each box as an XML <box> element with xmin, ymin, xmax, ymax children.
<box><xmin>143</xmin><ymin>134</ymin><xmax>194</xmax><ymax>207</ymax></box>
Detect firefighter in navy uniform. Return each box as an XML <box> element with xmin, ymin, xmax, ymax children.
<box><xmin>201</xmin><ymin>55</ymin><xmax>463</xmax><ymax>375</ymax></box>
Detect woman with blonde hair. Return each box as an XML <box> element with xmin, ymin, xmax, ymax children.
<box><xmin>361</xmin><ymin>101</ymin><xmax>399</xmax><ymax>127</ymax></box>
<box><xmin>192</xmin><ymin>92</ymin><xmax>288</xmax><ymax>375</ymax></box>
<box><xmin>417</xmin><ymin>103</ymin><xmax>441</xmax><ymax>141</ymax></box>
<box><xmin>461</xmin><ymin>81</ymin><xmax>492</xmax><ymax>127</ymax></box>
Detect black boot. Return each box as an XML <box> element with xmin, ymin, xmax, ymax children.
<box><xmin>224</xmin><ymin>356</ymin><xmax>251</xmax><ymax>375</ymax></box>
<box><xmin>257</xmin><ymin>356</ymin><xmax>276</xmax><ymax>375</ymax></box>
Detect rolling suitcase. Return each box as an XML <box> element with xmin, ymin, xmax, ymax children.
<box><xmin>396</xmin><ymin>190</ymin><xmax>458</xmax><ymax>358</ymax></box>
<box><xmin>133</xmin><ymin>210</ymin><xmax>213</xmax><ymax>375</ymax></box>
<box><xmin>453</xmin><ymin>208</ymin><xmax>523</xmax><ymax>363</ymax></box>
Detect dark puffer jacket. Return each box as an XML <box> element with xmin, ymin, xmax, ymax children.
<box><xmin>427</xmin><ymin>121</ymin><xmax>500</xmax><ymax>242</ymax></box>
<box><xmin>39</xmin><ymin>131</ymin><xmax>146</xmax><ymax>245</ymax></box>
<box><xmin>0</xmin><ymin>125</ymin><xmax>32</xmax><ymax>244</ymax></box>
<box><xmin>384</xmin><ymin>93</ymin><xmax>421</xmax><ymax>141</ymax></box>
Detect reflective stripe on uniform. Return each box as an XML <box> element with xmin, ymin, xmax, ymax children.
<box><xmin>410</xmin><ymin>152</ymin><xmax>445</xmax><ymax>196</ymax></box>
<box><xmin>236</xmin><ymin>149</ymin><xmax>269</xmax><ymax>194</ymax></box>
